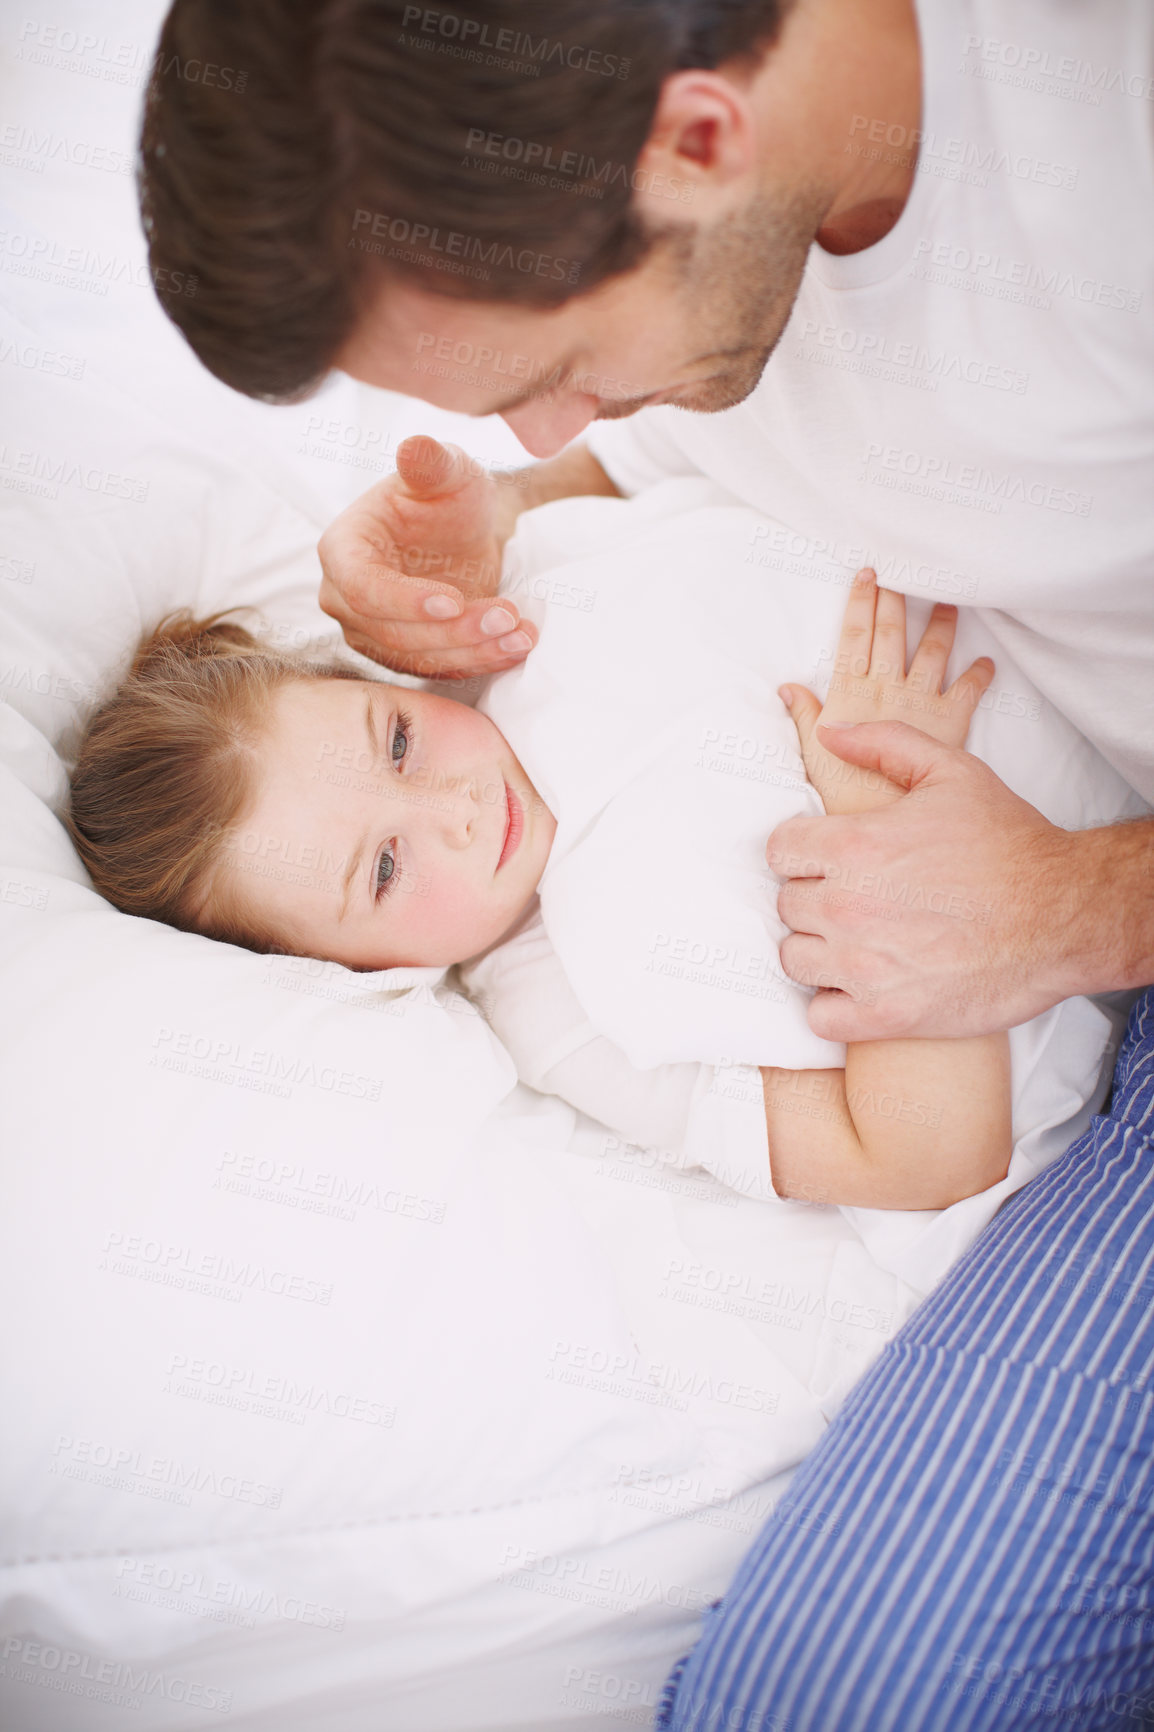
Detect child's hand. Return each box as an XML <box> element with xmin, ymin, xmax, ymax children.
<box><xmin>780</xmin><ymin>568</ymin><xmax>995</xmax><ymax>816</ymax></box>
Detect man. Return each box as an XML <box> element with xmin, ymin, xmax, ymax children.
<box><xmin>142</xmin><ymin>0</ymin><xmax>1154</xmax><ymax>1725</ymax></box>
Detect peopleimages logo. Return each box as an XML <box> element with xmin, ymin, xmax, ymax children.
<box><xmin>0</xmin><ymin>1637</ymin><xmax>232</xmax><ymax>1714</ymax></box>
<box><xmin>113</xmin><ymin>1557</ymin><xmax>347</xmax><ymax>1632</ymax></box>
<box><xmin>150</xmin><ymin>1026</ymin><xmax>383</xmax><ymax>1102</ymax></box>
<box><xmin>100</xmin><ymin>1230</ymin><xmax>335</xmax><ymax>1308</ymax></box>
<box><xmin>350</xmin><ymin>210</ymin><xmax>580</xmax><ymax>285</ymax></box>
<box><xmin>399</xmin><ymin>7</ymin><xmax>631</xmax><ymax>79</ymax></box>
<box><xmin>462</xmin><ymin>129</ymin><xmax>693</xmax><ymax>202</ymax></box>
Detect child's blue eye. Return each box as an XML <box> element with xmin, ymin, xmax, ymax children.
<box><xmin>374</xmin><ymin>709</ymin><xmax>412</xmax><ymax>902</ymax></box>
<box><xmin>375</xmin><ymin>845</ymin><xmax>397</xmax><ymax>899</ymax></box>
<box><xmin>392</xmin><ymin>710</ymin><xmax>413</xmax><ymax>763</ymax></box>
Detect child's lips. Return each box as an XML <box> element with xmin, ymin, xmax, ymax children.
<box><xmin>497</xmin><ymin>781</ymin><xmax>523</xmax><ymax>870</ymax></box>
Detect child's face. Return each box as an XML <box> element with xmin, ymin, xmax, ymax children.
<box><xmin>216</xmin><ymin>677</ymin><xmax>556</xmax><ymax>969</ymax></box>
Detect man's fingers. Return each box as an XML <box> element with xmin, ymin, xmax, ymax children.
<box><xmin>778</xmin><ymin>931</ymin><xmax>832</xmax><ymax>988</ymax></box>
<box><xmin>765</xmin><ymin>813</ymin><xmax>842</xmax><ymax>878</ymax></box>
<box><xmin>316</xmin><ymin>443</ymin><xmax>517</xmax><ymax>676</ymax></box>
<box><xmin>762</xmin><ymin>810</ymin><xmax>835</xmax><ymax>879</ymax></box>
<box><xmin>340</xmin><ymin>624</ymin><xmax>538</xmax><ymax>683</ymax></box>
<box><xmin>394</xmin><ymin>435</ymin><xmax>473</xmax><ymax>499</ymax></box>
<box><xmin>807</xmin><ymin>988</ymin><xmax>907</xmax><ymax>1043</ymax></box>
<box><xmin>319</xmin><ymin>557</ymin><xmax>472</xmax><ymax>627</ymax></box>
<box><xmin>320</xmin><ymin>540</ymin><xmax>526</xmax><ymax>633</ymax></box>
<box><xmin>780</xmin><ymin>935</ymin><xmax>881</xmax><ymax>1012</ymax></box>
<box><xmin>813</xmin><ymin>719</ymin><xmax>955</xmax><ymax>790</ymax></box>
<box><xmin>404</xmin><ymin>633</ymin><xmax>538</xmax><ymax>681</ymax></box>
<box><xmin>780</xmin><ymin>940</ymin><xmax>907</xmax><ymax>1040</ymax></box>
<box><xmin>353</xmin><ymin>596</ymin><xmax>533</xmax><ymax>653</ymax></box>
<box><xmin>776</xmin><ymin>875</ymin><xmax>838</xmax><ymax>940</ymax></box>
<box><xmin>320</xmin><ymin>574</ymin><xmax>536</xmax><ymax>667</ymax></box>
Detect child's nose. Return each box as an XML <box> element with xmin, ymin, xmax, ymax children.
<box><xmin>438</xmin><ymin>780</ymin><xmax>478</xmax><ymax>851</ymax></box>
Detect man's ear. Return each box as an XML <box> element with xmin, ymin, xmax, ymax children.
<box><xmin>630</xmin><ymin>69</ymin><xmax>759</xmax><ymax>226</ymax></box>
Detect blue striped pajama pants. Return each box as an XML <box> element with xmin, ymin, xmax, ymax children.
<box><xmin>658</xmin><ymin>987</ymin><xmax>1154</xmax><ymax>1732</ymax></box>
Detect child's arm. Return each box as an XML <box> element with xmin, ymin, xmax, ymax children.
<box><xmin>761</xmin><ymin>570</ymin><xmax>1012</xmax><ymax>1210</ymax></box>
<box><xmin>456</xmin><ymin>909</ymin><xmax>772</xmax><ymax>1197</ymax></box>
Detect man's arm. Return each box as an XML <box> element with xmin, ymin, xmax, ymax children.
<box><xmin>768</xmin><ymin>723</ymin><xmax>1154</xmax><ymax>1042</ymax></box>
<box><xmin>317</xmin><ymin>437</ymin><xmax>618</xmax><ymax>681</ymax></box>
<box><xmin>508</xmin><ymin>442</ymin><xmax>621</xmax><ymax>518</ymax></box>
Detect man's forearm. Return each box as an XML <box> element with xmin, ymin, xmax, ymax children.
<box><xmin>1053</xmin><ymin>817</ymin><xmax>1154</xmax><ymax>998</ymax></box>
<box><xmin>502</xmin><ymin>443</ymin><xmax>621</xmax><ymax>528</ymax></box>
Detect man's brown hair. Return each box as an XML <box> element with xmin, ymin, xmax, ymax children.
<box><xmin>139</xmin><ymin>0</ymin><xmax>786</xmax><ymax>402</ymax></box>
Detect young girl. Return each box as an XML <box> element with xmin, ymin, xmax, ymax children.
<box><xmin>68</xmin><ymin>570</ymin><xmax>1012</xmax><ymax>1215</ymax></box>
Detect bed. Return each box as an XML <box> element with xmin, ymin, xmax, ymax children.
<box><xmin>0</xmin><ymin>7</ymin><xmax>1128</xmax><ymax>1727</ymax></box>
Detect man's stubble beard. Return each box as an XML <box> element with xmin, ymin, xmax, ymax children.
<box><xmin>596</xmin><ymin>182</ymin><xmax>826</xmax><ymax>421</ymax></box>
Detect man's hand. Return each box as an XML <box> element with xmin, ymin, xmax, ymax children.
<box><xmin>318</xmin><ymin>434</ymin><xmax>535</xmax><ymax>682</ymax></box>
<box><xmin>766</xmin><ymin>720</ymin><xmax>1089</xmax><ymax>1041</ymax></box>
<box><xmin>317</xmin><ymin>435</ymin><xmax>620</xmax><ymax>682</ymax></box>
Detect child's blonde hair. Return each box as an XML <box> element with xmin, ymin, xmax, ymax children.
<box><xmin>67</xmin><ymin>612</ymin><xmax>366</xmax><ymax>951</ymax></box>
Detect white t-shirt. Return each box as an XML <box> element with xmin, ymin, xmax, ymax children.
<box><xmin>458</xmin><ymin>485</ymin><xmax>1132</xmax><ymax>1294</ymax></box>
<box><xmin>586</xmin><ymin>0</ymin><xmax>1154</xmax><ymax>800</ymax></box>
<box><xmin>457</xmin><ymin>900</ymin><xmax>1115</xmax><ymax>1296</ymax></box>
<box><xmin>458</xmin><ymin>898</ymin><xmax>776</xmax><ymax>1198</ymax></box>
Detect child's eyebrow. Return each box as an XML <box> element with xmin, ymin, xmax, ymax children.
<box><xmin>339</xmin><ymin>843</ymin><xmax>364</xmax><ymax>923</ymax></box>
<box><xmin>364</xmin><ymin>690</ymin><xmax>380</xmax><ymax>758</ymax></box>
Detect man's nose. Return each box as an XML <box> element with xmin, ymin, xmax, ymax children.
<box><xmin>501</xmin><ymin>392</ymin><xmax>599</xmax><ymax>458</ymax></box>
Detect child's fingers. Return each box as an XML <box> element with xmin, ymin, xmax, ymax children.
<box><xmin>907</xmin><ymin>602</ymin><xmax>959</xmax><ymax>696</ymax></box>
<box><xmin>834</xmin><ymin>568</ymin><xmax>878</xmax><ymax>681</ymax></box>
<box><xmin>944</xmin><ymin>656</ymin><xmax>996</xmax><ymax>730</ymax></box>
<box><xmin>779</xmin><ymin>685</ymin><xmax>824</xmax><ymax>764</ymax></box>
<box><xmin>869</xmin><ymin>586</ymin><xmax>907</xmax><ymax>680</ymax></box>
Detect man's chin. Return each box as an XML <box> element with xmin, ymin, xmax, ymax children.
<box><xmin>676</xmin><ymin>356</ymin><xmax>773</xmax><ymax>414</ymax></box>
<box><xmin>593</xmin><ymin>357</ymin><xmax>771</xmax><ymax>423</ymax></box>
